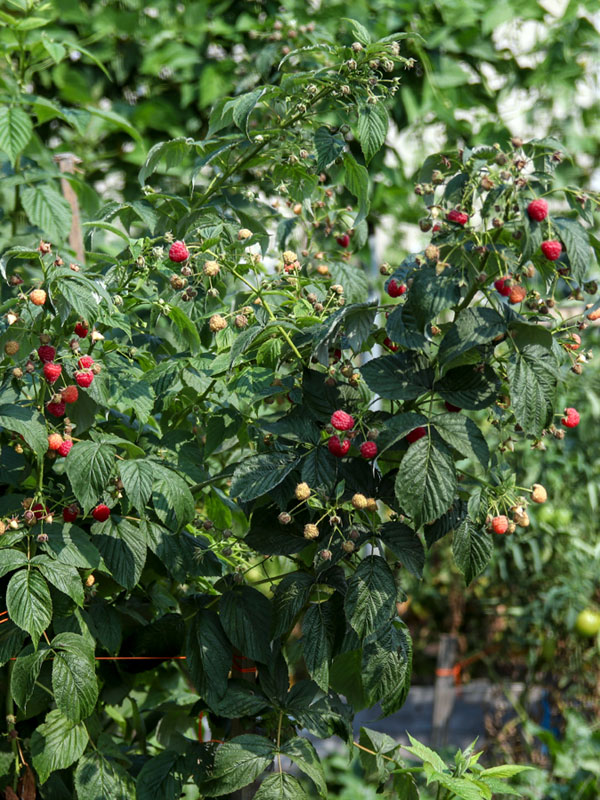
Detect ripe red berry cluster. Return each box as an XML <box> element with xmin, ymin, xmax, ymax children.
<box><xmin>561</xmin><ymin>407</ymin><xmax>580</xmax><ymax>428</ymax></box>
<box><xmin>328</xmin><ymin>410</ymin><xmax>378</xmax><ymax>459</ymax></box>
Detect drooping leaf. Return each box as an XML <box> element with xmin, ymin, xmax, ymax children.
<box><xmin>281</xmin><ymin>737</ymin><xmax>327</xmax><ymax>797</ymax></box>
<box><xmin>66</xmin><ymin>441</ymin><xmax>116</xmax><ymax>513</ymax></box>
<box><xmin>6</xmin><ymin>569</ymin><xmax>52</xmax><ymax>643</ymax></box>
<box><xmin>118</xmin><ymin>459</ymin><xmax>154</xmax><ymax>514</ymax></box>
<box><xmin>220</xmin><ymin>586</ymin><xmax>272</xmax><ymax>663</ymax></box>
<box><xmin>356</xmin><ymin>102</ymin><xmax>388</xmax><ymax>164</ymax></box>
<box><xmin>21</xmin><ymin>183</ymin><xmax>72</xmax><ymax>244</ymax></box>
<box><xmin>185</xmin><ymin>608</ymin><xmax>232</xmax><ymax>700</ymax></box>
<box><xmin>379</xmin><ymin>522</ymin><xmax>425</xmax><ymax>578</ymax></box>
<box><xmin>507</xmin><ymin>344</ymin><xmax>559</xmax><ymax>436</ymax></box>
<box><xmin>51</xmin><ymin>632</ymin><xmax>98</xmax><ymax>723</ymax></box>
<box><xmin>361</xmin><ymin>352</ymin><xmax>434</xmax><ymax>400</ymax></box>
<box><xmin>92</xmin><ymin>517</ymin><xmax>147</xmax><ymax>590</ymax></box>
<box><xmin>345</xmin><ymin>556</ymin><xmax>396</xmax><ymax>638</ymax></box>
<box><xmin>452</xmin><ymin>518</ymin><xmax>493</xmax><ymax>584</ymax></box>
<box><xmin>0</xmin><ymin>105</ymin><xmax>33</xmax><ymax>164</ymax></box>
<box><xmin>75</xmin><ymin>751</ymin><xmax>136</xmax><ymax>800</ymax></box>
<box><xmin>302</xmin><ymin>602</ymin><xmax>334</xmax><ymax>692</ymax></box>
<box><xmin>231</xmin><ymin>452</ymin><xmax>300</xmax><ymax>502</ymax></box>
<box><xmin>395</xmin><ymin>435</ymin><xmax>457</xmax><ymax>528</ymax></box>
<box><xmin>203</xmin><ymin>735</ymin><xmax>275</xmax><ymax>796</ymax></box>
<box><xmin>31</xmin><ymin>709</ymin><xmax>88</xmax><ymax>784</ymax></box>
<box><xmin>433</xmin><ymin>413</ymin><xmax>489</xmax><ymax>468</ymax></box>
<box><xmin>0</xmin><ymin>404</ymin><xmax>48</xmax><ymax>460</ymax></box>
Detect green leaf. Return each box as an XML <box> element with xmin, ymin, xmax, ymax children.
<box><xmin>66</xmin><ymin>441</ymin><xmax>116</xmax><ymax>513</ymax></box>
<box><xmin>136</xmin><ymin>750</ymin><xmax>182</xmax><ymax>800</ymax></box>
<box><xmin>231</xmin><ymin>452</ymin><xmax>300</xmax><ymax>502</ymax></box>
<box><xmin>220</xmin><ymin>586</ymin><xmax>272</xmax><ymax>663</ymax></box>
<box><xmin>254</xmin><ymin>772</ymin><xmax>308</xmax><ymax>800</ymax></box>
<box><xmin>0</xmin><ymin>404</ymin><xmax>48</xmax><ymax>460</ymax></box>
<box><xmin>358</xmin><ymin>727</ymin><xmax>398</xmax><ymax>784</ymax></box>
<box><xmin>11</xmin><ymin>643</ymin><xmax>51</xmax><ymax>710</ymax></box>
<box><xmin>363</xmin><ymin>622</ymin><xmax>412</xmax><ymax>716</ymax></box>
<box><xmin>433</xmin><ymin>413</ymin><xmax>489</xmax><ymax>468</ymax></box>
<box><xmin>328</xmin><ymin>262</ymin><xmax>369</xmax><ymax>305</ymax></box>
<box><xmin>0</xmin><ymin>549</ymin><xmax>27</xmax><ymax>578</ymax></box>
<box><xmin>75</xmin><ymin>751</ymin><xmax>136</xmax><ymax>800</ymax></box>
<box><xmin>386</xmin><ymin>304</ymin><xmax>427</xmax><ymax>350</ymax></box>
<box><xmin>41</xmin><ymin>524</ymin><xmax>101</xmax><ymax>569</ymax></box>
<box><xmin>6</xmin><ymin>568</ymin><xmax>52</xmax><ymax>643</ymax></box>
<box><xmin>21</xmin><ymin>182</ymin><xmax>72</xmax><ymax>244</ymax></box>
<box><xmin>436</xmin><ymin>365</ymin><xmax>500</xmax><ymax>411</ymax></box>
<box><xmin>228</xmin><ymin>88</ymin><xmax>265</xmax><ymax>137</ymax></box>
<box><xmin>152</xmin><ymin>464</ymin><xmax>195</xmax><ymax>530</ymax></box>
<box><xmin>31</xmin><ymin>709</ymin><xmax>88</xmax><ymax>784</ymax></box>
<box><xmin>343</xmin><ymin>152</ymin><xmax>370</xmax><ymax>226</ymax></box>
<box><xmin>553</xmin><ymin>217</ymin><xmax>594</xmax><ymax>285</ymax></box>
<box><xmin>272</xmin><ymin>572</ymin><xmax>314</xmax><ymax>638</ymax></box>
<box><xmin>507</xmin><ymin>344</ymin><xmax>558</xmax><ymax>436</ymax></box>
<box><xmin>85</xmin><ymin>105</ymin><xmax>142</xmax><ymax>143</ymax></box>
<box><xmin>380</xmin><ymin>522</ymin><xmax>425</xmax><ymax>578</ymax></box>
<box><xmin>118</xmin><ymin>459</ymin><xmax>154</xmax><ymax>514</ymax></box>
<box><xmin>361</xmin><ymin>353</ymin><xmax>434</xmax><ymax>400</ymax></box>
<box><xmin>356</xmin><ymin>102</ymin><xmax>388</xmax><ymax>164</ymax></box>
<box><xmin>395</xmin><ymin>435</ymin><xmax>457</xmax><ymax>527</ymax></box>
<box><xmin>480</xmin><ymin>765</ymin><xmax>534</xmax><ymax>778</ymax></box>
<box><xmin>345</xmin><ymin>555</ymin><xmax>397</xmax><ymax>638</ymax></box>
<box><xmin>208</xmin><ymin>680</ymin><xmax>268</xmax><ymax>718</ymax></box>
<box><xmin>281</xmin><ymin>737</ymin><xmax>327</xmax><ymax>797</ymax></box>
<box><xmin>404</xmin><ymin>733</ymin><xmax>448</xmax><ymax>773</ymax></box>
<box><xmin>452</xmin><ymin>518</ymin><xmax>493</xmax><ymax>585</ymax></box>
<box><xmin>185</xmin><ymin>608</ymin><xmax>232</xmax><ymax>700</ymax></box>
<box><xmin>204</xmin><ymin>735</ymin><xmax>275</xmax><ymax>795</ymax></box>
<box><xmin>314</xmin><ymin>126</ymin><xmax>345</xmax><ymax>171</ymax></box>
<box><xmin>168</xmin><ymin>305</ymin><xmax>201</xmax><ymax>353</ymax></box>
<box><xmin>302</xmin><ymin>603</ymin><xmax>333</xmax><ymax>692</ymax></box>
<box><xmin>93</xmin><ymin>518</ymin><xmax>147</xmax><ymax>590</ymax></box>
<box><xmin>403</xmin><ymin>269</ymin><xmax>461</xmax><ymax>329</ymax></box>
<box><xmin>51</xmin><ymin>632</ymin><xmax>98</xmax><ymax>723</ymax></box>
<box><xmin>138</xmin><ymin>138</ymin><xmax>190</xmax><ymax>184</ymax></box>
<box><xmin>301</xmin><ymin>448</ymin><xmax>336</xmax><ymax>491</ymax></box>
<box><xmin>0</xmin><ymin>106</ymin><xmax>32</xmax><ymax>165</ymax></box>
<box><xmin>34</xmin><ymin>557</ymin><xmax>84</xmax><ymax>606</ymax></box>
<box><xmin>438</xmin><ymin>307</ymin><xmax>505</xmax><ymax>370</ymax></box>
<box><xmin>341</xmin><ymin>17</ymin><xmax>372</xmax><ymax>44</ymax></box>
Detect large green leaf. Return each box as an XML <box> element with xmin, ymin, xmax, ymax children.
<box><xmin>345</xmin><ymin>556</ymin><xmax>396</xmax><ymax>638</ymax></box>
<box><xmin>66</xmin><ymin>441</ymin><xmax>116</xmax><ymax>513</ymax></box>
<box><xmin>135</xmin><ymin>750</ymin><xmax>182</xmax><ymax>800</ymax></box>
<box><xmin>220</xmin><ymin>586</ymin><xmax>272</xmax><ymax>663</ymax></box>
<box><xmin>343</xmin><ymin>152</ymin><xmax>370</xmax><ymax>225</ymax></box>
<box><xmin>118</xmin><ymin>459</ymin><xmax>154</xmax><ymax>514</ymax></box>
<box><xmin>362</xmin><ymin>622</ymin><xmax>412</xmax><ymax>715</ymax></box>
<box><xmin>6</xmin><ymin>568</ymin><xmax>52</xmax><ymax>643</ymax></box>
<box><xmin>92</xmin><ymin>518</ymin><xmax>147</xmax><ymax>590</ymax></box>
<box><xmin>395</xmin><ymin>435</ymin><xmax>457</xmax><ymax>527</ymax></box>
<box><xmin>361</xmin><ymin>353</ymin><xmax>434</xmax><ymax>400</ymax></box>
<box><xmin>379</xmin><ymin>522</ymin><xmax>425</xmax><ymax>578</ymax></box>
<box><xmin>152</xmin><ymin>464</ymin><xmax>195</xmax><ymax>529</ymax></box>
<box><xmin>0</xmin><ymin>549</ymin><xmax>27</xmax><ymax>579</ymax></box>
<box><xmin>438</xmin><ymin>307</ymin><xmax>505</xmax><ymax>370</ymax></box>
<box><xmin>254</xmin><ymin>772</ymin><xmax>308</xmax><ymax>799</ymax></box>
<box><xmin>41</xmin><ymin>524</ymin><xmax>101</xmax><ymax>569</ymax></box>
<box><xmin>0</xmin><ymin>106</ymin><xmax>33</xmax><ymax>164</ymax></box>
<box><xmin>34</xmin><ymin>556</ymin><xmax>84</xmax><ymax>606</ymax></box>
<box><xmin>281</xmin><ymin>737</ymin><xmax>327</xmax><ymax>797</ymax></box>
<box><xmin>452</xmin><ymin>518</ymin><xmax>493</xmax><ymax>584</ymax></box>
<box><xmin>436</xmin><ymin>364</ymin><xmax>500</xmax><ymax>410</ymax></box>
<box><xmin>357</xmin><ymin>102</ymin><xmax>388</xmax><ymax>164</ymax></box>
<box><xmin>553</xmin><ymin>216</ymin><xmax>594</xmax><ymax>285</ymax></box>
<box><xmin>21</xmin><ymin>182</ymin><xmax>72</xmax><ymax>244</ymax></box>
<box><xmin>0</xmin><ymin>404</ymin><xmax>48</xmax><ymax>460</ymax></box>
<box><xmin>51</xmin><ymin>632</ymin><xmax>98</xmax><ymax>723</ymax></box>
<box><xmin>272</xmin><ymin>572</ymin><xmax>314</xmax><ymax>638</ymax></box>
<box><xmin>204</xmin><ymin>735</ymin><xmax>275</xmax><ymax>795</ymax></box>
<box><xmin>31</xmin><ymin>709</ymin><xmax>88</xmax><ymax>784</ymax></box>
<box><xmin>507</xmin><ymin>344</ymin><xmax>558</xmax><ymax>436</ymax></box>
<box><xmin>185</xmin><ymin>608</ymin><xmax>232</xmax><ymax>700</ymax></box>
<box><xmin>314</xmin><ymin>126</ymin><xmax>345</xmax><ymax>171</ymax></box>
<box><xmin>75</xmin><ymin>751</ymin><xmax>136</xmax><ymax>800</ymax></box>
<box><xmin>11</xmin><ymin>643</ymin><xmax>51</xmax><ymax>711</ymax></box>
<box><xmin>231</xmin><ymin>452</ymin><xmax>300</xmax><ymax>502</ymax></box>
<box><xmin>433</xmin><ymin>413</ymin><xmax>489</xmax><ymax>468</ymax></box>
<box><xmin>302</xmin><ymin>602</ymin><xmax>333</xmax><ymax>692</ymax></box>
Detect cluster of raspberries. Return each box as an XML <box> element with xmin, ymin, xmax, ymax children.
<box><xmin>328</xmin><ymin>410</ymin><xmax>377</xmax><ymax>459</ymax></box>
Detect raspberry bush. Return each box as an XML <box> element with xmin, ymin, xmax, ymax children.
<box><xmin>0</xmin><ymin>6</ymin><xmax>599</xmax><ymax>800</ymax></box>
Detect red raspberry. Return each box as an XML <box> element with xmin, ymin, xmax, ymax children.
<box><xmin>32</xmin><ymin>503</ymin><xmax>47</xmax><ymax>520</ymax></box>
<box><xmin>168</xmin><ymin>240</ymin><xmax>189</xmax><ymax>262</ymax></box>
<box><xmin>360</xmin><ymin>441</ymin><xmax>378</xmax><ymax>459</ymax></box>
<box><xmin>432</xmin><ymin>223</ymin><xmax>441</xmax><ymax>233</ymax></box>
<box><xmin>491</xmin><ymin>515</ymin><xmax>509</xmax><ymax>535</ymax></box>
<box><xmin>74</xmin><ymin>322</ymin><xmax>88</xmax><ymax>338</ymax></box>
<box><xmin>63</xmin><ymin>504</ymin><xmax>79</xmax><ymax>523</ymax></box>
<box><xmin>47</xmin><ymin>401</ymin><xmax>66</xmax><ymax>417</ymax></box>
<box><xmin>383</xmin><ymin>337</ymin><xmax>398</xmax><ymax>352</ymax></box>
<box><xmin>75</xmin><ymin>371</ymin><xmax>94</xmax><ymax>388</ymax></box>
<box><xmin>541</xmin><ymin>240</ymin><xmax>562</xmax><ymax>261</ymax></box>
<box><xmin>61</xmin><ymin>385</ymin><xmax>79</xmax><ymax>404</ymax></box>
<box><xmin>331</xmin><ymin>410</ymin><xmax>355</xmax><ymax>431</ymax></box>
<box><xmin>78</xmin><ymin>355</ymin><xmax>94</xmax><ymax>369</ymax></box>
<box><xmin>336</xmin><ymin>234</ymin><xmax>350</xmax><ymax>248</ymax></box>
<box><xmin>509</xmin><ymin>285</ymin><xmax>527</xmax><ymax>305</ymax></box>
<box><xmin>406</xmin><ymin>426</ymin><xmax>426</xmax><ymax>444</ymax></box>
<box><xmin>48</xmin><ymin>433</ymin><xmax>63</xmax><ymax>451</ymax></box>
<box><xmin>43</xmin><ymin>362</ymin><xmax>62</xmax><ymax>384</ymax></box>
<box><xmin>444</xmin><ymin>401</ymin><xmax>461</xmax><ymax>412</ymax></box>
<box><xmin>92</xmin><ymin>503</ymin><xmax>111</xmax><ymax>522</ymax></box>
<box><xmin>446</xmin><ymin>209</ymin><xmax>468</xmax><ymax>226</ymax></box>
<box><xmin>561</xmin><ymin>407</ymin><xmax>580</xmax><ymax>428</ymax></box>
<box><xmin>387</xmin><ymin>279</ymin><xmax>407</xmax><ymax>298</ymax></box>
<box><xmin>527</xmin><ymin>198</ymin><xmax>548</xmax><ymax>222</ymax></box>
<box><xmin>37</xmin><ymin>345</ymin><xmax>56</xmax><ymax>363</ymax></box>
<box><xmin>494</xmin><ymin>276</ymin><xmax>512</xmax><ymax>297</ymax></box>
<box><xmin>331</xmin><ymin>348</ymin><xmax>342</xmax><ymax>363</ymax></box>
<box><xmin>58</xmin><ymin>440</ymin><xmax>73</xmax><ymax>457</ymax></box>
<box><xmin>328</xmin><ymin>435</ymin><xmax>351</xmax><ymax>457</ymax></box>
